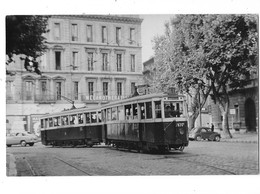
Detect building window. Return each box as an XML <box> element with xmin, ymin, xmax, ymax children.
<box><xmin>72</xmin><ymin>52</ymin><xmax>78</xmax><ymax>69</ymax></box>
<box><xmin>56</xmin><ymin>82</ymin><xmax>62</xmax><ymax>100</ymax></box>
<box><xmin>102</xmin><ymin>26</ymin><xmax>107</xmax><ymax>43</ymax></box>
<box><xmin>117</xmin><ymin>82</ymin><xmax>122</xmax><ymax>96</ymax></box>
<box><xmin>41</xmin><ymin>81</ymin><xmax>47</xmax><ymax>95</ymax></box>
<box><xmin>102</xmin><ymin>53</ymin><xmax>109</xmax><ymax>71</ymax></box>
<box><xmin>131</xmin><ymin>82</ymin><xmax>136</xmax><ymax>94</ymax></box>
<box><xmin>74</xmin><ymin>82</ymin><xmax>78</xmax><ymax>100</ymax></box>
<box><xmin>87</xmin><ymin>52</ymin><xmax>94</xmax><ymax>71</ymax></box>
<box><xmin>130</xmin><ymin>54</ymin><xmax>135</xmax><ymax>72</ymax></box>
<box><xmin>87</xmin><ymin>25</ymin><xmax>93</xmax><ymax>42</ymax></box>
<box><xmin>6</xmin><ymin>81</ymin><xmax>15</xmax><ymax>100</ymax></box>
<box><xmin>130</xmin><ymin>28</ymin><xmax>135</xmax><ymax>44</ymax></box>
<box><xmin>116</xmin><ymin>27</ymin><xmax>121</xmax><ymax>45</ymax></box>
<box><xmin>54</xmin><ymin>23</ymin><xmax>61</xmax><ymax>40</ymax></box>
<box><xmin>71</xmin><ymin>24</ymin><xmax>78</xmax><ymax>41</ymax></box>
<box><xmin>116</xmin><ymin>54</ymin><xmax>122</xmax><ymax>72</ymax></box>
<box><xmin>25</xmin><ymin>81</ymin><xmax>33</xmax><ymax>100</ymax></box>
<box><xmin>103</xmin><ymin>82</ymin><xmax>108</xmax><ymax>96</ymax></box>
<box><xmin>88</xmin><ymin>82</ymin><xmax>94</xmax><ymax>96</ymax></box>
<box><xmin>55</xmin><ymin>51</ymin><xmax>61</xmax><ymax>70</ymax></box>
<box><xmin>40</xmin><ymin>54</ymin><xmax>47</xmax><ymax>70</ymax></box>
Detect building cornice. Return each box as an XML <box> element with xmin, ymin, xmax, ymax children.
<box><xmin>50</xmin><ymin>15</ymin><xmax>143</xmax><ymax>24</ymax></box>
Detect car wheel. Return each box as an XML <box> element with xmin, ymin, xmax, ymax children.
<box><xmin>195</xmin><ymin>135</ymin><xmax>202</xmax><ymax>141</ymax></box>
<box><xmin>214</xmin><ymin>136</ymin><xmax>221</xmax><ymax>142</ymax></box>
<box><xmin>20</xmin><ymin>140</ymin><xmax>27</xmax><ymax>147</ymax></box>
<box><xmin>28</xmin><ymin>143</ymin><xmax>34</xmax><ymax>146</ymax></box>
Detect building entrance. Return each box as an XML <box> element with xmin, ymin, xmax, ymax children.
<box><xmin>245</xmin><ymin>98</ymin><xmax>257</xmax><ymax>132</ymax></box>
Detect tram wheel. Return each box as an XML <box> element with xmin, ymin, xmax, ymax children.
<box><xmin>179</xmin><ymin>146</ymin><xmax>185</xmax><ymax>152</ymax></box>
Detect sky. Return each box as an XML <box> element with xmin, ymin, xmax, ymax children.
<box><xmin>140</xmin><ymin>15</ymin><xmax>173</xmax><ymax>63</ymax></box>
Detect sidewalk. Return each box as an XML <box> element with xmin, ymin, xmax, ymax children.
<box><xmin>220</xmin><ymin>132</ymin><xmax>258</xmax><ymax>143</ymax></box>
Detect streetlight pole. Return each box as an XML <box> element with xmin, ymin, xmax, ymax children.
<box><xmin>198</xmin><ymin>80</ymin><xmax>202</xmax><ymax>127</ymax></box>
<box><xmin>198</xmin><ymin>89</ymin><xmax>202</xmax><ymax>126</ymax></box>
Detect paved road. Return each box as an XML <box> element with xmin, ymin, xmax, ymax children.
<box><xmin>6</xmin><ymin>140</ymin><xmax>259</xmax><ymax>176</ymax></box>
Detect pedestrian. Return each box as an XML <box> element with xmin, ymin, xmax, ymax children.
<box><xmin>211</xmin><ymin>123</ymin><xmax>214</xmax><ymax>132</ymax></box>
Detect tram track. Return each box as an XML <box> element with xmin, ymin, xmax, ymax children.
<box><xmin>174</xmin><ymin>156</ymin><xmax>237</xmax><ymax>175</ymax></box>
<box><xmin>54</xmin><ymin>156</ymin><xmax>94</xmax><ymax>176</ymax></box>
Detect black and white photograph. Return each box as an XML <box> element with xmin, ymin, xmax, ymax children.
<box><xmin>1</xmin><ymin>0</ymin><xmax>259</xmax><ymax>194</ymax></box>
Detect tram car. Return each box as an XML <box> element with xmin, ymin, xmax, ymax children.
<box><xmin>40</xmin><ymin>92</ymin><xmax>189</xmax><ymax>152</ymax></box>
<box><xmin>102</xmin><ymin>92</ymin><xmax>189</xmax><ymax>152</ymax></box>
<box><xmin>40</xmin><ymin>106</ymin><xmax>103</xmax><ymax>147</ymax></box>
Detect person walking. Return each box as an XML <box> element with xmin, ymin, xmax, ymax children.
<box><xmin>211</xmin><ymin>123</ymin><xmax>214</xmax><ymax>132</ymax></box>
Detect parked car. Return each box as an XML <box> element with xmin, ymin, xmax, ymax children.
<box><xmin>6</xmin><ymin>132</ymin><xmax>38</xmax><ymax>147</ymax></box>
<box><xmin>189</xmin><ymin>127</ymin><xmax>221</xmax><ymax>141</ymax></box>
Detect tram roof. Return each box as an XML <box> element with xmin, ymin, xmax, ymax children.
<box><xmin>102</xmin><ymin>92</ymin><xmax>182</xmax><ymax>109</ymax></box>
<box><xmin>41</xmin><ymin>105</ymin><xmax>102</xmax><ymax>118</ymax></box>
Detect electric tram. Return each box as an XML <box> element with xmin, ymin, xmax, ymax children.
<box><xmin>40</xmin><ymin>106</ymin><xmax>103</xmax><ymax>147</ymax></box>
<box><xmin>40</xmin><ymin>91</ymin><xmax>189</xmax><ymax>152</ymax></box>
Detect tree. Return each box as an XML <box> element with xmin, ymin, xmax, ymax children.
<box><xmin>202</xmin><ymin>15</ymin><xmax>258</xmax><ymax>137</ymax></box>
<box><xmin>151</xmin><ymin>14</ymin><xmax>258</xmax><ymax>138</ymax></box>
<box><xmin>151</xmin><ymin>15</ymin><xmax>211</xmax><ymax>130</ymax></box>
<box><xmin>6</xmin><ymin>15</ymin><xmax>49</xmax><ymax>75</ymax></box>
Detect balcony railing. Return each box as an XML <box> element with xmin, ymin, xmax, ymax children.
<box><xmin>34</xmin><ymin>94</ymin><xmax>56</xmax><ymax>103</ymax></box>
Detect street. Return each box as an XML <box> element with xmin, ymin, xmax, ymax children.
<box><xmin>6</xmin><ymin>140</ymin><xmax>259</xmax><ymax>176</ymax></box>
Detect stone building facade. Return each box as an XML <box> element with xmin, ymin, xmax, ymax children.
<box><xmin>6</xmin><ymin>15</ymin><xmax>143</xmax><ymax>134</ymax></box>
<box><xmin>211</xmin><ymin>77</ymin><xmax>258</xmax><ymax>133</ymax></box>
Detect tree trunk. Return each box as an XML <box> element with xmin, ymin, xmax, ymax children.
<box><xmin>222</xmin><ymin>110</ymin><xmax>233</xmax><ymax>138</ymax></box>
<box><xmin>219</xmin><ymin>100</ymin><xmax>233</xmax><ymax>139</ymax></box>
<box><xmin>188</xmin><ymin>111</ymin><xmax>199</xmax><ymax>130</ymax></box>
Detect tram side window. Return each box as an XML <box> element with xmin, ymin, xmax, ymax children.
<box><xmin>107</xmin><ymin>108</ymin><xmax>112</xmax><ymax>121</ymax></box>
<box><xmin>49</xmin><ymin>118</ymin><xmax>53</xmax><ymax>127</ymax></box>
<box><xmin>125</xmin><ymin>104</ymin><xmax>132</xmax><ymax>120</ymax></box>
<box><xmin>78</xmin><ymin>113</ymin><xmax>84</xmax><ymax>124</ymax></box>
<box><xmin>91</xmin><ymin>112</ymin><xmax>97</xmax><ymax>123</ymax></box>
<box><xmin>118</xmin><ymin>106</ymin><xmax>124</xmax><ymax>120</ymax></box>
<box><xmin>112</xmin><ymin>107</ymin><xmax>117</xmax><ymax>120</ymax></box>
<box><xmin>62</xmin><ymin>116</ymin><xmax>69</xmax><ymax>125</ymax></box>
<box><xmin>101</xmin><ymin>110</ymin><xmax>106</xmax><ymax>122</ymax></box>
<box><xmin>139</xmin><ymin>103</ymin><xmax>145</xmax><ymax>119</ymax></box>
<box><xmin>54</xmin><ymin>117</ymin><xmax>61</xmax><ymax>126</ymax></box>
<box><xmin>145</xmin><ymin>102</ymin><xmax>152</xmax><ymax>119</ymax></box>
<box><xmin>44</xmin><ymin>119</ymin><xmax>48</xmax><ymax>128</ymax></box>
<box><xmin>133</xmin><ymin>104</ymin><xmax>138</xmax><ymax>119</ymax></box>
<box><xmin>97</xmin><ymin>112</ymin><xmax>102</xmax><ymax>122</ymax></box>
<box><xmin>70</xmin><ymin>114</ymin><xmax>78</xmax><ymax>125</ymax></box>
<box><xmin>41</xmin><ymin>119</ymin><xmax>44</xmax><ymax>128</ymax></box>
<box><xmin>155</xmin><ymin>101</ymin><xmax>162</xmax><ymax>118</ymax></box>
<box><xmin>85</xmin><ymin>113</ymin><xmax>91</xmax><ymax>123</ymax></box>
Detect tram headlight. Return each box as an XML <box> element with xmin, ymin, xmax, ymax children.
<box><xmin>179</xmin><ymin>128</ymin><xmax>185</xmax><ymax>135</ymax></box>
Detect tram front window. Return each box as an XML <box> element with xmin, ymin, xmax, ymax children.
<box><xmin>164</xmin><ymin>101</ymin><xmax>183</xmax><ymax>118</ymax></box>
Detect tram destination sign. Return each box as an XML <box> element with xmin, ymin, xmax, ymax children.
<box><xmin>85</xmin><ymin>95</ymin><xmax>128</xmax><ymax>101</ymax></box>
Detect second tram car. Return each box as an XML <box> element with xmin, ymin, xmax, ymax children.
<box><xmin>40</xmin><ymin>92</ymin><xmax>189</xmax><ymax>152</ymax></box>
<box><xmin>40</xmin><ymin>106</ymin><xmax>103</xmax><ymax>147</ymax></box>
<box><xmin>102</xmin><ymin>92</ymin><xmax>189</xmax><ymax>152</ymax></box>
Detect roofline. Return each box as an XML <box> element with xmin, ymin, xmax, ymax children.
<box><xmin>50</xmin><ymin>15</ymin><xmax>143</xmax><ymax>24</ymax></box>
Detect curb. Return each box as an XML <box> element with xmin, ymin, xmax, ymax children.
<box><xmin>221</xmin><ymin>139</ymin><xmax>258</xmax><ymax>144</ymax></box>
<box><xmin>6</xmin><ymin>153</ymin><xmax>17</xmax><ymax>176</ymax></box>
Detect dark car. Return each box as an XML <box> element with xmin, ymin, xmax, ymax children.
<box><xmin>189</xmin><ymin>127</ymin><xmax>221</xmax><ymax>141</ymax></box>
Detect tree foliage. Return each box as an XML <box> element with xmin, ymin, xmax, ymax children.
<box><xmin>6</xmin><ymin>15</ymin><xmax>49</xmax><ymax>75</ymax></box>
<box><xmin>151</xmin><ymin>14</ymin><xmax>258</xmax><ymax>137</ymax></box>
